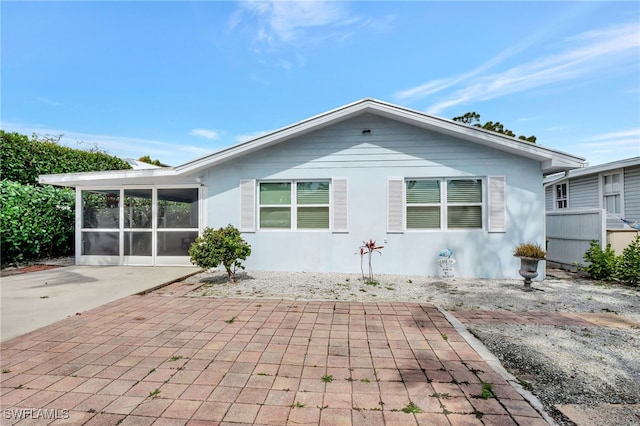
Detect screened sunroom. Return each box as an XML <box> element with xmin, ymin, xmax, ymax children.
<box><xmin>77</xmin><ymin>186</ymin><xmax>202</xmax><ymax>266</ymax></box>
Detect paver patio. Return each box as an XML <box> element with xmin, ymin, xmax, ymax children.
<box><xmin>0</xmin><ymin>280</ymin><xmax>549</xmax><ymax>425</ymax></box>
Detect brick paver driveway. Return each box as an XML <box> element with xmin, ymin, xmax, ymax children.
<box><xmin>0</xmin><ymin>280</ymin><xmax>547</xmax><ymax>425</ymax></box>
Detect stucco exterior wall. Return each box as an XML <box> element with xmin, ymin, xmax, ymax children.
<box><xmin>201</xmin><ymin>114</ymin><xmax>545</xmax><ymax>279</ymax></box>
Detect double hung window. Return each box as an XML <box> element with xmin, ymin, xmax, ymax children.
<box><xmin>555</xmin><ymin>183</ymin><xmax>567</xmax><ymax>209</ymax></box>
<box><xmin>602</xmin><ymin>173</ymin><xmax>622</xmax><ymax>214</ymax></box>
<box><xmin>406</xmin><ymin>178</ymin><xmax>483</xmax><ymax>229</ymax></box>
<box><xmin>259</xmin><ymin>181</ymin><xmax>330</xmax><ymax>230</ymax></box>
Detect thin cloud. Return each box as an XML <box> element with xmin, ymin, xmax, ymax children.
<box><xmin>394</xmin><ymin>22</ymin><xmax>640</xmax><ymax>115</ymax></box>
<box><xmin>36</xmin><ymin>97</ymin><xmax>62</xmax><ymax>107</ymax></box>
<box><xmin>3</xmin><ymin>121</ymin><xmax>210</xmax><ymax>165</ymax></box>
<box><xmin>190</xmin><ymin>128</ymin><xmax>220</xmax><ymax>140</ymax></box>
<box><xmin>238</xmin><ymin>0</ymin><xmax>349</xmax><ymax>45</ymax></box>
<box><xmin>236</xmin><ymin>130</ymin><xmax>270</xmax><ymax>143</ymax></box>
<box><xmin>586</xmin><ymin>129</ymin><xmax>640</xmax><ymax>142</ymax></box>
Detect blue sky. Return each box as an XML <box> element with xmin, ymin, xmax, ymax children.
<box><xmin>2</xmin><ymin>1</ymin><xmax>639</xmax><ymax>167</ymax></box>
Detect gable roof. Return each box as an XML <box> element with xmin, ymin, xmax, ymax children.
<box><xmin>40</xmin><ymin>98</ymin><xmax>586</xmax><ymax>187</ymax></box>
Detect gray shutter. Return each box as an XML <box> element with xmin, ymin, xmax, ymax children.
<box><xmin>488</xmin><ymin>176</ymin><xmax>506</xmax><ymax>233</ymax></box>
<box><xmin>332</xmin><ymin>178</ymin><xmax>348</xmax><ymax>233</ymax></box>
<box><xmin>387</xmin><ymin>178</ymin><xmax>404</xmax><ymax>233</ymax></box>
<box><xmin>239</xmin><ymin>179</ymin><xmax>256</xmax><ymax>232</ymax></box>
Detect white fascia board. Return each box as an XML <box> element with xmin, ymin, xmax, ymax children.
<box><xmin>562</xmin><ymin>156</ymin><xmax>640</xmax><ymax>179</ymax></box>
<box><xmin>39</xmin><ymin>168</ymin><xmax>178</xmax><ymax>187</ymax></box>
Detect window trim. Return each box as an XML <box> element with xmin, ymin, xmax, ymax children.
<box><xmin>555</xmin><ymin>182</ymin><xmax>568</xmax><ymax>210</ymax></box>
<box><xmin>257</xmin><ymin>179</ymin><xmax>331</xmax><ymax>231</ymax></box>
<box><xmin>599</xmin><ymin>169</ymin><xmax>624</xmax><ymax>215</ymax></box>
<box><xmin>404</xmin><ymin>177</ymin><xmax>485</xmax><ymax>231</ymax></box>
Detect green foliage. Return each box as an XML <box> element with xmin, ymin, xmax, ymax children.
<box><xmin>138</xmin><ymin>155</ymin><xmax>163</xmax><ymax>166</ymax></box>
<box><xmin>582</xmin><ymin>240</ymin><xmax>620</xmax><ymax>281</ymax></box>
<box><xmin>617</xmin><ymin>236</ymin><xmax>640</xmax><ymax>286</ymax></box>
<box><xmin>1</xmin><ymin>181</ymin><xmax>75</xmax><ymax>264</ymax></box>
<box><xmin>1</xmin><ymin>130</ymin><xmax>131</xmax><ymax>185</ymax></box>
<box><xmin>513</xmin><ymin>242</ymin><xmax>546</xmax><ymax>259</ymax></box>
<box><xmin>452</xmin><ymin>112</ymin><xmax>537</xmax><ymax>143</ymax></box>
<box><xmin>189</xmin><ymin>225</ymin><xmax>252</xmax><ymax>282</ymax></box>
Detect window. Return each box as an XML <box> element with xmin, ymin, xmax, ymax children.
<box><xmin>259</xmin><ymin>181</ymin><xmax>330</xmax><ymax>230</ymax></box>
<box><xmin>405</xmin><ymin>178</ymin><xmax>483</xmax><ymax>229</ymax></box>
<box><xmin>555</xmin><ymin>183</ymin><xmax>567</xmax><ymax>209</ymax></box>
<box><xmin>447</xmin><ymin>179</ymin><xmax>482</xmax><ymax>228</ymax></box>
<box><xmin>406</xmin><ymin>180</ymin><xmax>440</xmax><ymax>228</ymax></box>
<box><xmin>602</xmin><ymin>172</ymin><xmax>622</xmax><ymax>214</ymax></box>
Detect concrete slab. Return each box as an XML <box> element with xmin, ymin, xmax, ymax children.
<box><xmin>0</xmin><ymin>265</ymin><xmax>199</xmax><ymax>342</ymax></box>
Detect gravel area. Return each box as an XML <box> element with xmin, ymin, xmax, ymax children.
<box><xmin>186</xmin><ymin>269</ymin><xmax>640</xmax><ymax>425</ymax></box>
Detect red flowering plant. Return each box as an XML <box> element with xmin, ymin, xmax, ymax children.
<box><xmin>359</xmin><ymin>239</ymin><xmax>384</xmax><ymax>284</ymax></box>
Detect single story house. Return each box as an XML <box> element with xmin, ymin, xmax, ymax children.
<box><xmin>40</xmin><ymin>99</ymin><xmax>585</xmax><ymax>279</ymax></box>
<box><xmin>544</xmin><ymin>156</ymin><xmax>640</xmax><ymax>267</ymax></box>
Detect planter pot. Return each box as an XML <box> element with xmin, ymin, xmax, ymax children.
<box><xmin>516</xmin><ymin>256</ymin><xmax>542</xmax><ymax>292</ymax></box>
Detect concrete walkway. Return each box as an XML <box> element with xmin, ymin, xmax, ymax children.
<box><xmin>0</xmin><ymin>279</ymin><xmax>549</xmax><ymax>425</ymax></box>
<box><xmin>1</xmin><ymin>266</ymin><xmax>199</xmax><ymax>342</ymax></box>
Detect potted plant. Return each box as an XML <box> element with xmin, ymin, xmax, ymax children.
<box><xmin>513</xmin><ymin>242</ymin><xmax>546</xmax><ymax>292</ymax></box>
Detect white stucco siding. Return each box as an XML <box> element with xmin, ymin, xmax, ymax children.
<box><xmin>202</xmin><ymin>114</ymin><xmax>545</xmax><ymax>279</ymax></box>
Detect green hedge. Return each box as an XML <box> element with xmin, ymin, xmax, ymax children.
<box><xmin>1</xmin><ymin>130</ymin><xmax>132</xmax><ymax>265</ymax></box>
<box><xmin>1</xmin><ymin>130</ymin><xmax>131</xmax><ymax>185</ymax></box>
<box><xmin>1</xmin><ymin>180</ymin><xmax>76</xmax><ymax>264</ymax></box>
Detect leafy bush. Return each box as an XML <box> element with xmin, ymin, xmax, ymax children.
<box><xmin>1</xmin><ymin>130</ymin><xmax>131</xmax><ymax>185</ymax></box>
<box><xmin>1</xmin><ymin>181</ymin><xmax>75</xmax><ymax>265</ymax></box>
<box><xmin>189</xmin><ymin>225</ymin><xmax>252</xmax><ymax>283</ymax></box>
<box><xmin>582</xmin><ymin>240</ymin><xmax>619</xmax><ymax>281</ymax></box>
<box><xmin>617</xmin><ymin>236</ymin><xmax>640</xmax><ymax>286</ymax></box>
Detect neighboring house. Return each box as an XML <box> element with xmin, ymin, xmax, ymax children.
<box><xmin>545</xmin><ymin>157</ymin><xmax>640</xmax><ymax>267</ymax></box>
<box><xmin>40</xmin><ymin>99</ymin><xmax>584</xmax><ymax>279</ymax></box>
<box><xmin>124</xmin><ymin>158</ymin><xmax>164</xmax><ymax>170</ymax></box>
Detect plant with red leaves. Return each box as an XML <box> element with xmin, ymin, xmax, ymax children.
<box><xmin>359</xmin><ymin>239</ymin><xmax>384</xmax><ymax>283</ymax></box>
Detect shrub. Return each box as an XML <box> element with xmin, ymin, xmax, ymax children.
<box><xmin>581</xmin><ymin>240</ymin><xmax>620</xmax><ymax>281</ymax></box>
<box><xmin>189</xmin><ymin>225</ymin><xmax>252</xmax><ymax>283</ymax></box>
<box><xmin>1</xmin><ymin>181</ymin><xmax>75</xmax><ymax>265</ymax></box>
<box><xmin>617</xmin><ymin>236</ymin><xmax>640</xmax><ymax>286</ymax></box>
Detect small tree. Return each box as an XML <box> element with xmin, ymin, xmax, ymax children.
<box><xmin>359</xmin><ymin>239</ymin><xmax>384</xmax><ymax>283</ymax></box>
<box><xmin>189</xmin><ymin>225</ymin><xmax>251</xmax><ymax>283</ymax></box>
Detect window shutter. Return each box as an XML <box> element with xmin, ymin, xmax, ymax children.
<box><xmin>488</xmin><ymin>176</ymin><xmax>506</xmax><ymax>233</ymax></box>
<box><xmin>239</xmin><ymin>179</ymin><xmax>256</xmax><ymax>232</ymax></box>
<box><xmin>332</xmin><ymin>178</ymin><xmax>348</xmax><ymax>232</ymax></box>
<box><xmin>387</xmin><ymin>178</ymin><xmax>404</xmax><ymax>233</ymax></box>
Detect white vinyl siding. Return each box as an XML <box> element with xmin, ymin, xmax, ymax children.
<box><xmin>624</xmin><ymin>166</ymin><xmax>640</xmax><ymax>222</ymax></box>
<box><xmin>488</xmin><ymin>176</ymin><xmax>506</xmax><ymax>232</ymax></box>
